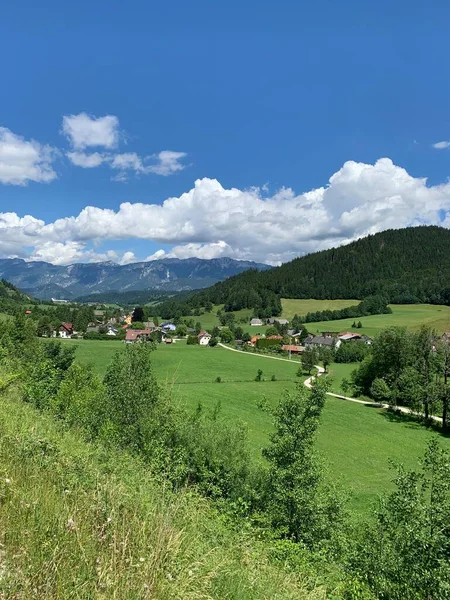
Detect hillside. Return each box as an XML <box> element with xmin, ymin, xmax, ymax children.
<box><xmin>179</xmin><ymin>226</ymin><xmax>450</xmax><ymax>314</ymax></box>
<box><xmin>0</xmin><ymin>278</ymin><xmax>35</xmax><ymax>311</ymax></box>
<box><xmin>0</xmin><ymin>257</ymin><xmax>269</xmax><ymax>300</ymax></box>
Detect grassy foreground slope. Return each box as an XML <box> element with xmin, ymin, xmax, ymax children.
<box><xmin>0</xmin><ymin>385</ymin><xmax>327</xmax><ymax>600</ymax></box>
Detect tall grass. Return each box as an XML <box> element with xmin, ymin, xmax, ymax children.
<box><xmin>0</xmin><ymin>385</ymin><xmax>329</xmax><ymax>599</ymax></box>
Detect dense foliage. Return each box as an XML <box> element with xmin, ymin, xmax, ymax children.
<box><xmin>349</xmin><ymin>325</ymin><xmax>450</xmax><ymax>427</ymax></box>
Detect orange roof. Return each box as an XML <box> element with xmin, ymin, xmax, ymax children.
<box><xmin>282</xmin><ymin>344</ymin><xmax>304</xmax><ymax>352</ymax></box>
<box><xmin>125</xmin><ymin>329</ymin><xmax>150</xmax><ymax>341</ymax></box>
<box><xmin>267</xmin><ymin>335</ymin><xmax>283</xmax><ymax>340</ymax></box>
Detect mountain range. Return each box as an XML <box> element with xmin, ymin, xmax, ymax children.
<box><xmin>0</xmin><ymin>257</ymin><xmax>270</xmax><ymax>300</ymax></box>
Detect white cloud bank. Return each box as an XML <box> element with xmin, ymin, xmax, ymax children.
<box><xmin>1</xmin><ymin>157</ymin><xmax>450</xmax><ymax>265</ymax></box>
<box><xmin>0</xmin><ymin>127</ymin><xmax>57</xmax><ymax>185</ymax></box>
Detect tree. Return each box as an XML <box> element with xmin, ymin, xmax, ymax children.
<box><xmin>356</xmin><ymin>321</ymin><xmax>362</xmax><ymax>329</ymax></box>
<box><xmin>242</xmin><ymin>332</ymin><xmax>251</xmax><ymax>343</ymax></box>
<box><xmin>349</xmin><ymin>441</ymin><xmax>450</xmax><ymax>599</ymax></box>
<box><xmin>132</xmin><ymin>306</ymin><xmax>144</xmax><ymax>323</ymax></box>
<box><xmin>195</xmin><ymin>321</ymin><xmax>202</xmax><ymax>334</ymax></box>
<box><xmin>265</xmin><ymin>326</ymin><xmax>279</xmax><ymax>337</ymax></box>
<box><xmin>234</xmin><ymin>326</ymin><xmax>244</xmax><ymax>340</ymax></box>
<box><xmin>176</xmin><ymin>323</ymin><xmax>188</xmax><ymax>337</ymax></box>
<box><xmin>209</xmin><ymin>337</ymin><xmax>218</xmax><ymax>347</ymax></box>
<box><xmin>219</xmin><ymin>327</ymin><xmax>234</xmax><ymax>344</ymax></box>
<box><xmin>370</xmin><ymin>378</ymin><xmax>391</xmax><ymax>404</ymax></box>
<box><xmin>318</xmin><ymin>347</ymin><xmax>333</xmax><ymax>373</ymax></box>
<box><xmin>263</xmin><ymin>379</ymin><xmax>344</xmax><ymax>546</ymax></box>
<box><xmin>301</xmin><ymin>347</ymin><xmax>317</xmax><ymax>375</ymax></box>
<box><xmin>255</xmin><ymin>368</ymin><xmax>263</xmax><ymax>382</ymax></box>
<box><xmin>102</xmin><ymin>344</ymin><xmax>160</xmax><ymax>451</ymax></box>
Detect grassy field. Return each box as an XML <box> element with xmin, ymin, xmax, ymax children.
<box><xmin>280</xmin><ymin>298</ymin><xmax>360</xmax><ymax>320</ymax></box>
<box><xmin>60</xmin><ymin>337</ymin><xmax>450</xmax><ymax>515</ymax></box>
<box><xmin>304</xmin><ymin>303</ymin><xmax>450</xmax><ymax>337</ymax></box>
<box><xmin>171</xmin><ymin>300</ymin><xmax>450</xmax><ymax>337</ymax></box>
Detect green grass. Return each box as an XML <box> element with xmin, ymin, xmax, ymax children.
<box><xmin>178</xmin><ymin>301</ymin><xmax>450</xmax><ymax>337</ymax></box>
<box><xmin>45</xmin><ymin>338</ymin><xmax>122</xmax><ymax>376</ymax></box>
<box><xmin>57</xmin><ymin>338</ymin><xmax>450</xmax><ymax>515</ymax></box>
<box><xmin>304</xmin><ymin>304</ymin><xmax>450</xmax><ymax>337</ymax></box>
<box><xmin>280</xmin><ymin>298</ymin><xmax>360</xmax><ymax>320</ymax></box>
<box><xmin>0</xmin><ymin>384</ymin><xmax>322</xmax><ymax>599</ymax></box>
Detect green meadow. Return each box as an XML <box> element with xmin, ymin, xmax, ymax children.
<box><xmin>60</xmin><ymin>337</ymin><xmax>450</xmax><ymax>515</ymax></box>
<box><xmin>304</xmin><ymin>303</ymin><xmax>450</xmax><ymax>337</ymax></box>
<box><xmin>170</xmin><ymin>300</ymin><xmax>450</xmax><ymax>337</ymax></box>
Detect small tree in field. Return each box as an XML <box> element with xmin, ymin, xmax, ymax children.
<box><xmin>263</xmin><ymin>378</ymin><xmax>345</xmax><ymax>546</ymax></box>
<box><xmin>255</xmin><ymin>368</ymin><xmax>263</xmax><ymax>382</ymax></box>
<box><xmin>301</xmin><ymin>347</ymin><xmax>317</xmax><ymax>374</ymax></box>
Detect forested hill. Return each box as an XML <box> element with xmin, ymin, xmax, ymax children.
<box><xmin>157</xmin><ymin>227</ymin><xmax>450</xmax><ymax>317</ymax></box>
<box><xmin>0</xmin><ymin>279</ymin><xmax>35</xmax><ymax>311</ymax></box>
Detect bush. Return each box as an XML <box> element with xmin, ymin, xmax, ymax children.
<box><xmin>216</xmin><ymin>376</ymin><xmax>222</xmax><ymax>383</ymax></box>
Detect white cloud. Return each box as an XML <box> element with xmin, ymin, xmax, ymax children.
<box><xmin>110</xmin><ymin>150</ymin><xmax>187</xmax><ymax>181</ymax></box>
<box><xmin>432</xmin><ymin>141</ymin><xmax>450</xmax><ymax>150</ymax></box>
<box><xmin>66</xmin><ymin>151</ymin><xmax>108</xmax><ymax>168</ymax></box>
<box><xmin>0</xmin><ymin>127</ymin><xmax>57</xmax><ymax>185</ymax></box>
<box><xmin>2</xmin><ymin>158</ymin><xmax>450</xmax><ymax>264</ymax></box>
<box><xmin>146</xmin><ymin>151</ymin><xmax>187</xmax><ymax>176</ymax></box>
<box><xmin>62</xmin><ymin>113</ymin><xmax>119</xmax><ymax>149</ymax></box>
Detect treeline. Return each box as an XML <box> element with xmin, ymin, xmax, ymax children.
<box><xmin>154</xmin><ymin>226</ymin><xmax>450</xmax><ymax>318</ymax></box>
<box><xmin>1</xmin><ymin>316</ymin><xmax>450</xmax><ymax>597</ymax></box>
<box><xmin>347</xmin><ymin>326</ymin><xmax>450</xmax><ymax>427</ymax></box>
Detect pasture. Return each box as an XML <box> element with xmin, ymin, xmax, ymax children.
<box><xmin>304</xmin><ymin>303</ymin><xmax>450</xmax><ymax>337</ymax></box>
<box><xmin>171</xmin><ymin>300</ymin><xmax>450</xmax><ymax>337</ymax></box>
<box><xmin>61</xmin><ymin>337</ymin><xmax>450</xmax><ymax>515</ymax></box>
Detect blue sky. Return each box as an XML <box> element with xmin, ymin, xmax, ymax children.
<box><xmin>1</xmin><ymin>0</ymin><xmax>450</xmax><ymax>265</ymax></box>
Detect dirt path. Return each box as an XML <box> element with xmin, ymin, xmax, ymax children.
<box><xmin>219</xmin><ymin>343</ymin><xmax>442</xmax><ymax>423</ymax></box>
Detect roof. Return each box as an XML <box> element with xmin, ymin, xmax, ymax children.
<box><xmin>198</xmin><ymin>331</ymin><xmax>211</xmax><ymax>338</ymax></box>
<box><xmin>338</xmin><ymin>333</ymin><xmax>361</xmax><ymax>341</ymax></box>
<box><xmin>250</xmin><ymin>318</ymin><xmax>263</xmax><ymax>324</ymax></box>
<box><xmin>145</xmin><ymin>321</ymin><xmax>156</xmax><ymax>329</ymax></box>
<box><xmin>125</xmin><ymin>329</ymin><xmax>150</xmax><ymax>341</ymax></box>
<box><xmin>266</xmin><ymin>335</ymin><xmax>283</xmax><ymax>340</ymax></box>
<box><xmin>309</xmin><ymin>336</ymin><xmax>335</xmax><ymax>346</ymax></box>
<box><xmin>61</xmin><ymin>322</ymin><xmax>73</xmax><ymax>331</ymax></box>
<box><xmin>282</xmin><ymin>345</ymin><xmax>304</xmax><ymax>352</ymax></box>
<box><xmin>275</xmin><ymin>318</ymin><xmax>289</xmax><ymax>325</ymax></box>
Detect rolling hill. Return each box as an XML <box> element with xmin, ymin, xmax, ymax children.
<box><xmin>154</xmin><ymin>226</ymin><xmax>450</xmax><ymax>317</ymax></box>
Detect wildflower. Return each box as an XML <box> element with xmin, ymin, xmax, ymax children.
<box><xmin>67</xmin><ymin>518</ymin><xmax>76</xmax><ymax>531</ymax></box>
<box><xmin>167</xmin><ymin>573</ymin><xmax>173</xmax><ymax>581</ymax></box>
<box><xmin>140</xmin><ymin>557</ymin><xmax>145</xmax><ymax>562</ymax></box>
<box><xmin>4</xmin><ymin>479</ymin><xmax>10</xmax><ymax>485</ymax></box>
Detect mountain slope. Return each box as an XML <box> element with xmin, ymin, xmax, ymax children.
<box><xmin>0</xmin><ymin>257</ymin><xmax>269</xmax><ymax>300</ymax></box>
<box><xmin>174</xmin><ymin>226</ymin><xmax>450</xmax><ymax>313</ymax></box>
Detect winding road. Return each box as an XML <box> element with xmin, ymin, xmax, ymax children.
<box><xmin>218</xmin><ymin>343</ymin><xmax>442</xmax><ymax>423</ymax></box>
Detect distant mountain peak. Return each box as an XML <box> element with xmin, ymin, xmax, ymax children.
<box><xmin>0</xmin><ymin>256</ymin><xmax>269</xmax><ymax>300</ymax></box>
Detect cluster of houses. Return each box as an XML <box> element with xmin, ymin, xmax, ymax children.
<box><xmin>247</xmin><ymin>320</ymin><xmax>374</xmax><ymax>355</ymax></box>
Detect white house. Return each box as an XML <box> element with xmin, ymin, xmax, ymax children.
<box><xmin>199</xmin><ymin>333</ymin><xmax>211</xmax><ymax>346</ymax></box>
<box><xmin>59</xmin><ymin>323</ymin><xmax>73</xmax><ymax>338</ymax></box>
<box><xmin>250</xmin><ymin>318</ymin><xmax>263</xmax><ymax>326</ymax></box>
